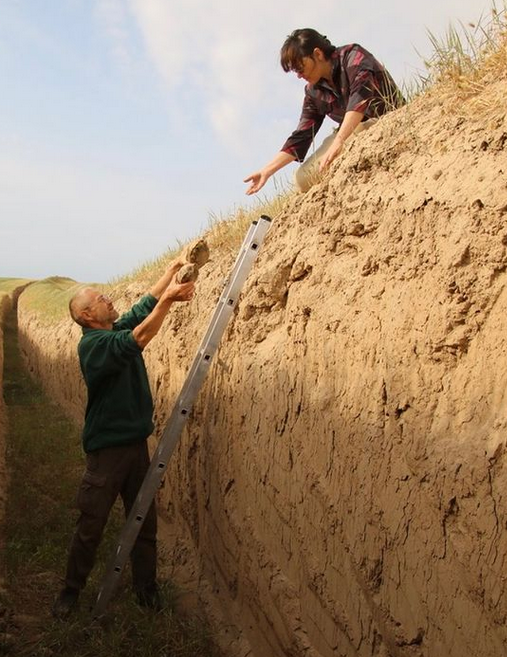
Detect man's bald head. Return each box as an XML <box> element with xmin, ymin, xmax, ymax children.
<box><xmin>69</xmin><ymin>287</ymin><xmax>97</xmax><ymax>327</ymax></box>
<box><xmin>69</xmin><ymin>287</ymin><xmax>119</xmax><ymax>329</ymax></box>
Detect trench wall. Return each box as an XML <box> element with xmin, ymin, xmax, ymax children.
<box><xmin>17</xmin><ymin>306</ymin><xmax>85</xmax><ymax>424</ymax></box>
<box><xmin>16</xmin><ymin>93</ymin><xmax>507</xmax><ymax>657</ymax></box>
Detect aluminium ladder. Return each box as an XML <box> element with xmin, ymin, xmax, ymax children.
<box><xmin>93</xmin><ymin>215</ymin><xmax>271</xmax><ymax>617</ymax></box>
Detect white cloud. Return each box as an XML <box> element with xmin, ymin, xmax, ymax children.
<box><xmin>126</xmin><ymin>0</ymin><xmax>205</xmax><ymax>87</ymax></box>
<box><xmin>120</xmin><ymin>0</ymin><xmax>325</xmax><ymax>153</ymax></box>
<box><xmin>94</xmin><ymin>0</ymin><xmax>133</xmax><ymax>68</ymax></box>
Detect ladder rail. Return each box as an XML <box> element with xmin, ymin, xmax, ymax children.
<box><xmin>178</xmin><ymin>219</ymin><xmax>260</xmax><ymax>395</ymax></box>
<box><xmin>93</xmin><ymin>215</ymin><xmax>271</xmax><ymax>617</ymax></box>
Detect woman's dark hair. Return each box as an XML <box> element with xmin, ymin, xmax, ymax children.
<box><xmin>280</xmin><ymin>29</ymin><xmax>335</xmax><ymax>72</ymax></box>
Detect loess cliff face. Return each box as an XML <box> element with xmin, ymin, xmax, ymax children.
<box><xmin>18</xmin><ymin>311</ymin><xmax>85</xmax><ymax>424</ymax></box>
<box><xmin>17</xmin><ymin>79</ymin><xmax>507</xmax><ymax>657</ymax></box>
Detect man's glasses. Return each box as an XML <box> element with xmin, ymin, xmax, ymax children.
<box><xmin>85</xmin><ymin>294</ymin><xmax>111</xmax><ymax>310</ymax></box>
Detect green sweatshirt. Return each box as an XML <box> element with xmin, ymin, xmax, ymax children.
<box><xmin>78</xmin><ymin>295</ymin><xmax>157</xmax><ymax>453</ymax></box>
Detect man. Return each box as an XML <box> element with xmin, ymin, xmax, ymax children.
<box><xmin>52</xmin><ymin>258</ymin><xmax>194</xmax><ymax>619</ymax></box>
<box><xmin>244</xmin><ymin>29</ymin><xmax>404</xmax><ymax>194</ymax></box>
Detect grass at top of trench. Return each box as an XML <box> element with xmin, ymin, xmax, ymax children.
<box><xmin>0</xmin><ymin>307</ymin><xmax>219</xmax><ymax>657</ymax></box>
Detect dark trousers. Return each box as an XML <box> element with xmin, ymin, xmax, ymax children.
<box><xmin>65</xmin><ymin>441</ymin><xmax>157</xmax><ymax>594</ymax></box>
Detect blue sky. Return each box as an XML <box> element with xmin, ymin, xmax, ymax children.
<box><xmin>0</xmin><ymin>0</ymin><xmax>493</xmax><ymax>282</ymax></box>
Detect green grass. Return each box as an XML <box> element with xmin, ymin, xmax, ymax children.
<box><xmin>0</xmin><ymin>307</ymin><xmax>219</xmax><ymax>657</ymax></box>
<box><xmin>0</xmin><ymin>278</ymin><xmax>33</xmax><ymax>295</ymax></box>
<box><xmin>18</xmin><ymin>276</ymin><xmax>108</xmax><ymax>324</ymax></box>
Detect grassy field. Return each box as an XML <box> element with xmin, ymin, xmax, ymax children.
<box><xmin>17</xmin><ymin>276</ymin><xmax>85</xmax><ymax>324</ymax></box>
<box><xmin>0</xmin><ymin>306</ymin><xmax>219</xmax><ymax>657</ymax></box>
<box><xmin>0</xmin><ymin>279</ymin><xmax>33</xmax><ymax>295</ymax></box>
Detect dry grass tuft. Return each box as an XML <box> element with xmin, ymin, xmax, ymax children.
<box><xmin>113</xmin><ymin>248</ymin><xmax>181</xmax><ymax>287</ymax></box>
<box><xmin>112</xmin><ymin>191</ymin><xmax>290</xmax><ymax>288</ymax></box>
<box><xmin>206</xmin><ymin>193</ymin><xmax>289</xmax><ymax>255</ymax></box>
<box><xmin>422</xmin><ymin>1</ymin><xmax>507</xmax><ymax>118</ymax></box>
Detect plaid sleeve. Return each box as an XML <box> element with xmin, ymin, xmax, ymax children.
<box><xmin>280</xmin><ymin>91</ymin><xmax>326</xmax><ymax>162</ymax></box>
<box><xmin>343</xmin><ymin>46</ymin><xmax>382</xmax><ymax>115</ymax></box>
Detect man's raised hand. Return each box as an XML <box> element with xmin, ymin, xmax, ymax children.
<box><xmin>163</xmin><ymin>281</ymin><xmax>195</xmax><ymax>303</ymax></box>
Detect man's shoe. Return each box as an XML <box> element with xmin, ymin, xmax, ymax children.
<box><xmin>136</xmin><ymin>584</ymin><xmax>162</xmax><ymax>612</ymax></box>
<box><xmin>52</xmin><ymin>587</ymin><xmax>79</xmax><ymax>620</ymax></box>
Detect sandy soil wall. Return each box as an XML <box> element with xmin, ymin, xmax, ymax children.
<box><xmin>17</xmin><ymin>309</ymin><xmax>85</xmax><ymax>424</ymax></box>
<box><xmin>17</xmin><ymin>92</ymin><xmax>507</xmax><ymax>657</ymax></box>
